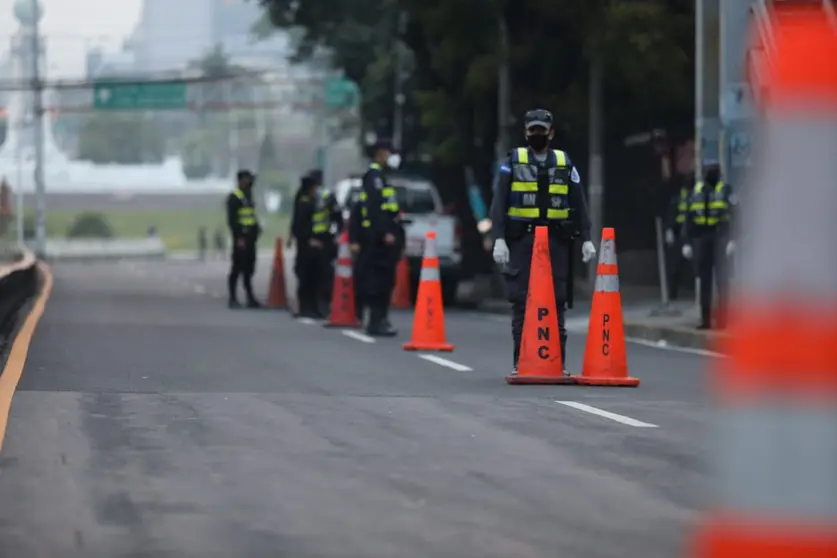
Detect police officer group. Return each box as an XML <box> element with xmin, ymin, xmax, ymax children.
<box><xmin>288</xmin><ymin>140</ymin><xmax>404</xmax><ymax>336</ymax></box>
<box><xmin>665</xmin><ymin>159</ymin><xmax>736</xmax><ymax>330</ymax></box>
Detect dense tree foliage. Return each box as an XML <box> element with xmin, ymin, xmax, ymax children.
<box><xmin>256</xmin><ymin>0</ymin><xmax>694</xmax><ymax>270</ymax></box>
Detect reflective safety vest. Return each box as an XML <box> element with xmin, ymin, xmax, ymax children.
<box><xmin>359</xmin><ymin>163</ymin><xmax>400</xmax><ymax>229</ymax></box>
<box><xmin>507</xmin><ymin>147</ymin><xmax>570</xmax><ymax>222</ymax></box>
<box><xmin>311</xmin><ymin>190</ymin><xmax>331</xmax><ymax>234</ymax></box>
<box><xmin>232</xmin><ymin>188</ymin><xmax>257</xmax><ymax>227</ymax></box>
<box><xmin>689</xmin><ymin>181</ymin><xmax>730</xmax><ymax>226</ymax></box>
<box><xmin>675</xmin><ymin>187</ymin><xmax>689</xmax><ymax>224</ymax></box>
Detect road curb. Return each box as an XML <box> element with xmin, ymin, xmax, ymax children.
<box><xmin>623</xmin><ymin>321</ymin><xmax>728</xmax><ymax>351</ymax></box>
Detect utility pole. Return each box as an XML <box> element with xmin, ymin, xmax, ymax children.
<box><xmin>392</xmin><ymin>10</ymin><xmax>408</xmax><ymax>152</ymax></box>
<box><xmin>30</xmin><ymin>0</ymin><xmax>46</xmax><ymax>258</ymax></box>
<box><xmin>495</xmin><ymin>14</ymin><xmax>511</xmax><ymax>169</ymax></box>
<box><xmin>587</xmin><ymin>55</ymin><xmax>604</xmax><ymax>286</ymax></box>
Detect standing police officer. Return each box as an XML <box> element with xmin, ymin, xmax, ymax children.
<box><xmin>489</xmin><ymin>109</ymin><xmax>597</xmax><ymax>375</ymax></box>
<box><xmin>360</xmin><ymin>139</ymin><xmax>403</xmax><ymax>336</ymax></box>
<box><xmin>348</xmin><ymin>181</ymin><xmax>368</xmax><ymax>323</ymax></box>
<box><xmin>226</xmin><ymin>170</ymin><xmax>262</xmax><ymax>308</ymax></box>
<box><xmin>307</xmin><ymin>169</ymin><xmax>343</xmax><ymax>315</ymax></box>
<box><xmin>290</xmin><ymin>175</ymin><xmax>323</xmax><ymax>318</ymax></box>
<box><xmin>681</xmin><ymin>160</ymin><xmax>736</xmax><ymax>329</ymax></box>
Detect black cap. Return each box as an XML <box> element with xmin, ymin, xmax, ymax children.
<box><xmin>307</xmin><ymin>169</ymin><xmax>323</xmax><ymax>183</ymax></box>
<box><xmin>236</xmin><ymin>169</ymin><xmax>255</xmax><ymax>181</ymax></box>
<box><xmin>372</xmin><ymin>138</ymin><xmax>394</xmax><ymax>152</ymax></box>
<box><xmin>524</xmin><ymin>109</ymin><xmax>553</xmax><ymax>130</ymax></box>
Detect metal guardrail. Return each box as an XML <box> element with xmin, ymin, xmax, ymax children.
<box><xmin>0</xmin><ymin>249</ymin><xmax>38</xmax><ymax>347</ymax></box>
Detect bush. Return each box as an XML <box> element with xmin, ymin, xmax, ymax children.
<box><xmin>66</xmin><ymin>212</ymin><xmax>114</xmax><ymax>239</ymax></box>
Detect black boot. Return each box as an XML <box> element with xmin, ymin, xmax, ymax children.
<box><xmin>366</xmin><ymin>305</ymin><xmax>396</xmax><ymax>337</ymax></box>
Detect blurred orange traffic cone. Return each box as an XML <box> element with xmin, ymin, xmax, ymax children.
<box><xmin>323</xmin><ymin>232</ymin><xmax>362</xmax><ymax>328</ymax></box>
<box><xmin>403</xmin><ymin>231</ymin><xmax>454</xmax><ymax>351</ymax></box>
<box><xmin>267</xmin><ymin>236</ymin><xmax>288</xmax><ymax>309</ymax></box>
<box><xmin>391</xmin><ymin>255</ymin><xmax>411</xmax><ymax>309</ymax></box>
<box><xmin>574</xmin><ymin>228</ymin><xmax>638</xmax><ymax>387</ymax></box>
<box><xmin>506</xmin><ymin>226</ymin><xmax>574</xmax><ymax>385</ymax></box>
<box><xmin>693</xmin><ymin>10</ymin><xmax>837</xmax><ymax>558</ymax></box>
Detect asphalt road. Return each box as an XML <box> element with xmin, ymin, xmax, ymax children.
<box><xmin>0</xmin><ymin>258</ymin><xmax>712</xmax><ymax>558</ymax></box>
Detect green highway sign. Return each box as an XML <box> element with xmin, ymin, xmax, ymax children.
<box><xmin>324</xmin><ymin>78</ymin><xmax>359</xmax><ymax>108</ymax></box>
<box><xmin>93</xmin><ymin>82</ymin><xmax>189</xmax><ymax>111</ymax></box>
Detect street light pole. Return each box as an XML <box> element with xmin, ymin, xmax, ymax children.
<box><xmin>30</xmin><ymin>0</ymin><xmax>46</xmax><ymax>258</ymax></box>
<box><xmin>392</xmin><ymin>11</ymin><xmax>408</xmax><ymax>152</ymax></box>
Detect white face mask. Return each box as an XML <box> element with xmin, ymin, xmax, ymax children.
<box><xmin>387</xmin><ymin>153</ymin><xmax>402</xmax><ymax>170</ymax></box>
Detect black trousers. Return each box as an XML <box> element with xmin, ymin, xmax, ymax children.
<box><xmin>353</xmin><ymin>250</ymin><xmax>367</xmax><ymax>321</ymax></box>
<box><xmin>228</xmin><ymin>242</ymin><xmax>257</xmax><ymax>302</ymax></box>
<box><xmin>694</xmin><ymin>231</ymin><xmax>729</xmax><ymax>327</ymax></box>
<box><xmin>363</xmin><ymin>245</ymin><xmax>399</xmax><ymax>325</ymax></box>
<box><xmin>504</xmin><ymin>233</ymin><xmax>569</xmax><ymax>368</ymax></box>
<box><xmin>667</xmin><ymin>232</ymin><xmax>692</xmax><ymax>301</ymax></box>
<box><xmin>295</xmin><ymin>246</ymin><xmax>322</xmax><ymax>316</ymax></box>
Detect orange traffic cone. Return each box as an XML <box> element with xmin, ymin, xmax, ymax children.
<box><xmin>391</xmin><ymin>255</ymin><xmax>412</xmax><ymax>309</ymax></box>
<box><xmin>266</xmin><ymin>236</ymin><xmax>288</xmax><ymax>309</ymax></box>
<box><xmin>403</xmin><ymin>231</ymin><xmax>454</xmax><ymax>351</ymax></box>
<box><xmin>323</xmin><ymin>232</ymin><xmax>362</xmax><ymax>328</ymax></box>
<box><xmin>574</xmin><ymin>228</ymin><xmax>638</xmax><ymax>387</ymax></box>
<box><xmin>506</xmin><ymin>226</ymin><xmax>574</xmax><ymax>385</ymax></box>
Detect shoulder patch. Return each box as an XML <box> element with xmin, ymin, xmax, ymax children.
<box><xmin>570</xmin><ymin>167</ymin><xmax>581</xmax><ymax>183</ymax></box>
<box><xmin>374</xmin><ymin>177</ymin><xmax>384</xmax><ymax>190</ymax></box>
<box><xmin>499</xmin><ymin>164</ymin><xmax>511</xmax><ymax>173</ymax></box>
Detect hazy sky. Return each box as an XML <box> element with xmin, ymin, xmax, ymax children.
<box><xmin>0</xmin><ymin>0</ymin><xmax>142</xmax><ymax>77</ymax></box>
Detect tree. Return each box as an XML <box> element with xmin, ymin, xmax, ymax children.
<box><xmin>77</xmin><ymin>114</ymin><xmax>166</xmax><ymax>164</ymax></box>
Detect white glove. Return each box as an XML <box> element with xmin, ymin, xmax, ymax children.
<box><xmin>664</xmin><ymin>229</ymin><xmax>675</xmax><ymax>246</ymax></box>
<box><xmin>726</xmin><ymin>240</ymin><xmax>735</xmax><ymax>257</ymax></box>
<box><xmin>581</xmin><ymin>241</ymin><xmax>596</xmax><ymax>263</ymax></box>
<box><xmin>492</xmin><ymin>238</ymin><xmax>510</xmax><ymax>265</ymax></box>
<box><xmin>682</xmin><ymin>244</ymin><xmax>693</xmax><ymax>260</ymax></box>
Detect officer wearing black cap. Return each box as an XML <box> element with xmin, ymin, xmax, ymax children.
<box><xmin>226</xmin><ymin>169</ymin><xmax>262</xmax><ymax>308</ymax></box>
<box><xmin>489</xmin><ymin>109</ymin><xmax>596</xmax><ymax>375</ymax></box>
<box><xmin>359</xmin><ymin>138</ymin><xmax>403</xmax><ymax>336</ymax></box>
<box><xmin>681</xmin><ymin>159</ymin><xmax>736</xmax><ymax>329</ymax></box>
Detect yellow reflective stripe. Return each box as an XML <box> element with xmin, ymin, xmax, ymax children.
<box><xmin>553</xmin><ymin>150</ymin><xmax>567</xmax><ymax>166</ymax></box>
<box><xmin>508</xmin><ymin>207</ymin><xmax>539</xmax><ymax>218</ymax></box>
<box><xmin>381</xmin><ymin>203</ymin><xmax>399</xmax><ymax>212</ymax></box>
<box><xmin>362</xmin><ymin>220</ymin><xmax>371</xmax><ymax>228</ymax></box>
<box><xmin>507</xmin><ymin>207</ymin><xmax>568</xmax><ymax>220</ymax></box>
<box><xmin>516</xmin><ymin>147</ymin><xmax>529</xmax><ymax>164</ymax></box>
<box><xmin>359</xmin><ymin>192</ymin><xmax>367</xmax><ymax>201</ymax></box>
<box><xmin>676</xmin><ymin>215</ymin><xmax>686</xmax><ymax>223</ymax></box>
<box><xmin>549</xmin><ymin>184</ymin><xmax>568</xmax><ymax>194</ymax></box>
<box><xmin>370</xmin><ymin>163</ymin><xmax>382</xmax><ymax>170</ymax></box>
<box><xmin>709</xmin><ymin>201</ymin><xmax>729</xmax><ymax>209</ymax></box>
<box><xmin>511</xmin><ymin>181</ymin><xmax>537</xmax><ymax>192</ymax></box>
<box><xmin>381</xmin><ymin>187</ymin><xmax>395</xmax><ymax>197</ymax></box>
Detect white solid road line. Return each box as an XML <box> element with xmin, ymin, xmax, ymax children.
<box><xmin>555</xmin><ymin>401</ymin><xmax>659</xmax><ymax>428</ymax></box>
<box><xmin>417</xmin><ymin>354</ymin><xmax>473</xmax><ymax>372</ymax></box>
<box><xmin>297</xmin><ymin>317</ymin><xmax>317</xmax><ymax>325</ymax></box>
<box><xmin>341</xmin><ymin>330</ymin><xmax>376</xmax><ymax>343</ymax></box>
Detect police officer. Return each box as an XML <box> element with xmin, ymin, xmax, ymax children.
<box><xmin>348</xmin><ymin>182</ymin><xmax>368</xmax><ymax>323</ymax></box>
<box><xmin>226</xmin><ymin>170</ymin><xmax>262</xmax><ymax>309</ymax></box>
<box><xmin>681</xmin><ymin>160</ymin><xmax>736</xmax><ymax>329</ymax></box>
<box><xmin>359</xmin><ymin>139</ymin><xmax>404</xmax><ymax>336</ymax></box>
<box><xmin>664</xmin><ymin>173</ymin><xmax>693</xmax><ymax>301</ymax></box>
<box><xmin>290</xmin><ymin>175</ymin><xmax>323</xmax><ymax>318</ymax></box>
<box><xmin>307</xmin><ymin>169</ymin><xmax>343</xmax><ymax>315</ymax></box>
<box><xmin>490</xmin><ymin>109</ymin><xmax>597</xmax><ymax>375</ymax></box>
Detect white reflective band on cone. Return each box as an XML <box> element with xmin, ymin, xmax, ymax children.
<box><xmin>423</xmin><ymin>236</ymin><xmax>437</xmax><ymax>259</ymax></box>
<box><xmin>420</xmin><ymin>267</ymin><xmax>440</xmax><ymax>282</ymax></box>
<box><xmin>598</xmin><ymin>238</ymin><xmax>617</xmax><ymax>266</ymax></box>
<box><xmin>338</xmin><ymin>243</ymin><xmax>350</xmax><ymax>259</ymax></box>
<box><xmin>336</xmin><ymin>265</ymin><xmax>352</xmax><ymax>278</ymax></box>
<box><xmin>737</xmin><ymin>119</ymin><xmax>837</xmax><ymax>295</ymax></box>
<box><xmin>716</xmin><ymin>406</ymin><xmax>837</xmax><ymax>519</ymax></box>
<box><xmin>594</xmin><ymin>274</ymin><xmax>619</xmax><ymax>293</ymax></box>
